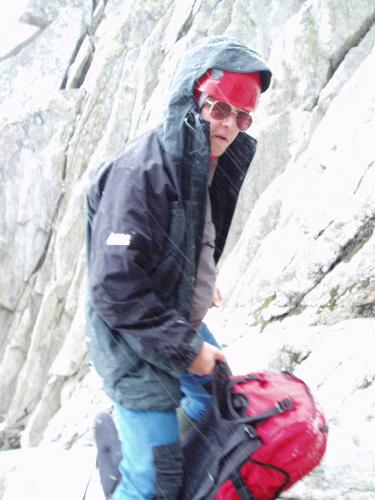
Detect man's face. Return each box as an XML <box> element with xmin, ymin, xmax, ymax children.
<box><xmin>200</xmin><ymin>98</ymin><xmax>241</xmax><ymax>157</ymax></box>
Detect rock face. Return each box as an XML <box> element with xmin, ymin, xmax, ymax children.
<box><xmin>0</xmin><ymin>0</ymin><xmax>374</xmax><ymax>498</ymax></box>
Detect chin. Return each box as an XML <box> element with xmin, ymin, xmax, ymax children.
<box><xmin>211</xmin><ymin>145</ymin><xmax>225</xmax><ymax>157</ymax></box>
<box><xmin>213</xmin><ymin>149</ymin><xmax>226</xmax><ymax>157</ymax></box>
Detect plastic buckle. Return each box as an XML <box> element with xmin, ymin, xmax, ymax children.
<box><xmin>275</xmin><ymin>398</ymin><xmax>294</xmax><ymax>413</ymax></box>
<box><xmin>244</xmin><ymin>425</ymin><xmax>257</xmax><ymax>439</ymax></box>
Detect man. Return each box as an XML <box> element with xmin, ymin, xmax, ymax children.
<box><xmin>86</xmin><ymin>36</ymin><xmax>271</xmax><ymax>499</ymax></box>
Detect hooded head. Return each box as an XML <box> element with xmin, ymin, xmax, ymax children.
<box><xmin>157</xmin><ymin>36</ymin><xmax>272</xmax><ymax>160</ymax></box>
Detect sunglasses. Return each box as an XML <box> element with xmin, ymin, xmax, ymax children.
<box><xmin>205</xmin><ymin>97</ymin><xmax>253</xmax><ymax>131</ymax></box>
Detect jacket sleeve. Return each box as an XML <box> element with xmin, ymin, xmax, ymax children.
<box><xmin>87</xmin><ymin>157</ymin><xmax>203</xmax><ymax>378</ymax></box>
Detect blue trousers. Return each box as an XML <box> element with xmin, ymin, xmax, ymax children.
<box><xmin>112</xmin><ymin>323</ymin><xmax>219</xmax><ymax>500</ymax></box>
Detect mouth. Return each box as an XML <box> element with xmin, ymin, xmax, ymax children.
<box><xmin>212</xmin><ymin>135</ymin><xmax>228</xmax><ymax>144</ymax></box>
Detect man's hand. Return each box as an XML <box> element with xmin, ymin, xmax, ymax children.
<box><xmin>188</xmin><ymin>341</ymin><xmax>225</xmax><ymax>376</ymax></box>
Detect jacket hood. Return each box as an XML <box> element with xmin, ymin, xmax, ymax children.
<box><xmin>157</xmin><ymin>36</ymin><xmax>272</xmax><ymax>159</ymax></box>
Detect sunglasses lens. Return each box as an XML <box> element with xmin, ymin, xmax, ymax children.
<box><xmin>236</xmin><ymin>111</ymin><xmax>252</xmax><ymax>131</ymax></box>
<box><xmin>210</xmin><ymin>101</ymin><xmax>232</xmax><ymax>120</ymax></box>
<box><xmin>208</xmin><ymin>99</ymin><xmax>252</xmax><ymax>131</ymax></box>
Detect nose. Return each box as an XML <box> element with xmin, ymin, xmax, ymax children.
<box><xmin>221</xmin><ymin>111</ymin><xmax>238</xmax><ymax>129</ymax></box>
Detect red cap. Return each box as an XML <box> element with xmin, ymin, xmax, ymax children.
<box><xmin>195</xmin><ymin>69</ymin><xmax>261</xmax><ymax>111</ymax></box>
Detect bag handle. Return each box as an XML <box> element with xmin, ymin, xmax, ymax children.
<box><xmin>212</xmin><ymin>362</ymin><xmax>294</xmax><ymax>425</ymax></box>
<box><xmin>211</xmin><ymin>361</ymin><xmax>235</xmax><ymax>420</ymax></box>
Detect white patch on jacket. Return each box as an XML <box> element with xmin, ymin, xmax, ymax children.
<box><xmin>106</xmin><ymin>232</ymin><xmax>131</xmax><ymax>246</ymax></box>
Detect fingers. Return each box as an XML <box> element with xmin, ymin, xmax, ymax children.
<box><xmin>214</xmin><ymin>349</ymin><xmax>226</xmax><ymax>363</ymax></box>
<box><xmin>188</xmin><ymin>341</ymin><xmax>226</xmax><ymax>376</ymax></box>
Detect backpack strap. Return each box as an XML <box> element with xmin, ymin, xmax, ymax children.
<box><xmin>188</xmin><ymin>420</ymin><xmax>260</xmax><ymax>500</ymax></box>
<box><xmin>242</xmin><ymin>397</ymin><xmax>294</xmax><ymax>424</ymax></box>
<box><xmin>230</xmin><ymin>470</ymin><xmax>256</xmax><ymax>500</ymax></box>
<box><xmin>226</xmin><ymin>458</ymin><xmax>291</xmax><ymax>500</ymax></box>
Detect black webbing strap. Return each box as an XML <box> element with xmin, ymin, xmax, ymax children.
<box><xmin>230</xmin><ymin>458</ymin><xmax>291</xmax><ymax>500</ymax></box>
<box><xmin>226</xmin><ymin>393</ymin><xmax>294</xmax><ymax>426</ymax></box>
<box><xmin>250</xmin><ymin>458</ymin><xmax>291</xmax><ymax>497</ymax></box>
<box><xmin>230</xmin><ymin>470</ymin><xmax>256</xmax><ymax>500</ymax></box>
<box><xmin>243</xmin><ymin>397</ymin><xmax>294</xmax><ymax>425</ymax></box>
